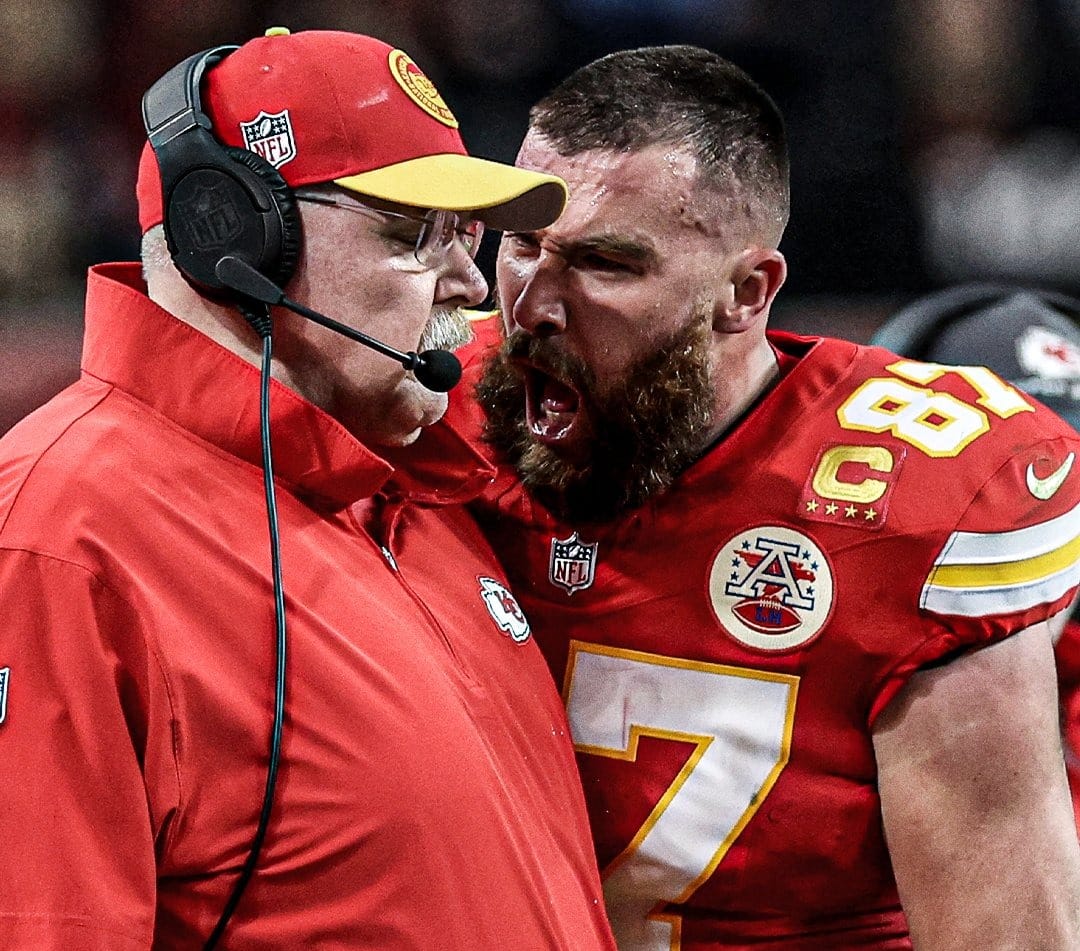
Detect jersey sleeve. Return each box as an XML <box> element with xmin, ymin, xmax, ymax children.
<box><xmin>920</xmin><ymin>433</ymin><xmax>1080</xmax><ymax>632</ymax></box>
<box><xmin>868</xmin><ymin>406</ymin><xmax>1080</xmax><ymax>722</ymax></box>
<box><xmin>0</xmin><ymin>549</ymin><xmax>166</xmax><ymax>950</ymax></box>
<box><xmin>1057</xmin><ymin>618</ymin><xmax>1080</xmax><ymax>692</ymax></box>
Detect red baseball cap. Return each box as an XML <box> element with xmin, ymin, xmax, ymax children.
<box><xmin>137</xmin><ymin>27</ymin><xmax>566</xmax><ymax>234</ymax></box>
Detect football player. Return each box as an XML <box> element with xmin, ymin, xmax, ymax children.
<box><xmin>449</xmin><ymin>46</ymin><xmax>1080</xmax><ymax>950</ymax></box>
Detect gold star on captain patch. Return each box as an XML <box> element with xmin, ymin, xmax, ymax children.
<box><xmin>845</xmin><ymin>505</ymin><xmax>858</xmax><ymax>518</ymax></box>
<box><xmin>806</xmin><ymin>499</ymin><xmax>819</xmax><ymax>512</ymax></box>
<box><xmin>865</xmin><ymin>507</ymin><xmax>877</xmax><ymax>521</ymax></box>
<box><xmin>825</xmin><ymin>502</ymin><xmax>838</xmax><ymax>516</ymax></box>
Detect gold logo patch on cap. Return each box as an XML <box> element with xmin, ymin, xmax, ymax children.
<box><xmin>388</xmin><ymin>49</ymin><xmax>459</xmax><ymax>129</ymax></box>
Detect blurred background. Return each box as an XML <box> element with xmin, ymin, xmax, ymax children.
<box><xmin>4</xmin><ymin>0</ymin><xmax>1080</xmax><ymax>434</ymax></box>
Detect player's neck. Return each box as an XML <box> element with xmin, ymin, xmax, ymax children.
<box><xmin>703</xmin><ymin>338</ymin><xmax>780</xmax><ymax>449</ymax></box>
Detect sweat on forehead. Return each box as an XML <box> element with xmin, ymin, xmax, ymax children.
<box><xmin>517</xmin><ymin>135</ymin><xmax>764</xmax><ymax>246</ymax></box>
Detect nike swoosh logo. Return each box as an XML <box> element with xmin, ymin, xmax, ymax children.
<box><xmin>1026</xmin><ymin>452</ymin><xmax>1075</xmax><ymax>500</ymax></box>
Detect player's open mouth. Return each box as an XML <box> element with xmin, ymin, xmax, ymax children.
<box><xmin>522</xmin><ymin>365</ymin><xmax>582</xmax><ymax>444</ymax></box>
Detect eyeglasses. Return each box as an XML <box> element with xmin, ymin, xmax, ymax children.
<box><xmin>294</xmin><ymin>189</ymin><xmax>484</xmax><ymax>267</ymax></box>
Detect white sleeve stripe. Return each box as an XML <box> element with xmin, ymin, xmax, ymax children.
<box><xmin>922</xmin><ymin>497</ymin><xmax>1080</xmax><ymax>616</ymax></box>
<box><xmin>932</xmin><ymin>498</ymin><xmax>1080</xmax><ymax>565</ymax></box>
<box><xmin>928</xmin><ymin>532</ymin><xmax>1080</xmax><ymax>590</ymax></box>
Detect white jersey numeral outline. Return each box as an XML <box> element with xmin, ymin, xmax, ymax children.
<box><xmin>837</xmin><ymin>361</ymin><xmax>1033</xmax><ymax>458</ymax></box>
<box><xmin>564</xmin><ymin>641</ymin><xmax>799</xmax><ymax>951</ymax></box>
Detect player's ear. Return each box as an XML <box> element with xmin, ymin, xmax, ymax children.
<box><xmin>713</xmin><ymin>247</ymin><xmax>786</xmax><ymax>333</ymax></box>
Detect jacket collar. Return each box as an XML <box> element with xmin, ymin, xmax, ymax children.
<box><xmin>82</xmin><ymin>263</ymin><xmax>494</xmax><ymax>510</ymax></box>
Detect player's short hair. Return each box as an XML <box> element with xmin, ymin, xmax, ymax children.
<box><xmin>529</xmin><ymin>45</ymin><xmax>790</xmax><ymax>238</ymax></box>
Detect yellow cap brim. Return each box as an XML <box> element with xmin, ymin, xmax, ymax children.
<box><xmin>334</xmin><ymin>153</ymin><xmax>567</xmax><ymax>231</ymax></box>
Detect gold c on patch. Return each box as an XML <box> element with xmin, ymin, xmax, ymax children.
<box><xmin>798</xmin><ymin>443</ymin><xmax>904</xmax><ymax>531</ymax></box>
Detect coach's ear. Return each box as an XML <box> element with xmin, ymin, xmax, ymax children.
<box><xmin>714</xmin><ymin>247</ymin><xmax>786</xmax><ymax>333</ymax></box>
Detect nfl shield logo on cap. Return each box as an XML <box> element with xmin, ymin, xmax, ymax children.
<box><xmin>239</xmin><ymin>110</ymin><xmax>297</xmax><ymax>169</ymax></box>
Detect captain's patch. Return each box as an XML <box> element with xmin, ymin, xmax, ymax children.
<box><xmin>799</xmin><ymin>443</ymin><xmax>903</xmax><ymax>531</ymax></box>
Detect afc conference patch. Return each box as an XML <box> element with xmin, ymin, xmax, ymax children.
<box><xmin>0</xmin><ymin>667</ymin><xmax>8</xmax><ymax>724</ymax></box>
<box><xmin>707</xmin><ymin>526</ymin><xmax>834</xmax><ymax>652</ymax></box>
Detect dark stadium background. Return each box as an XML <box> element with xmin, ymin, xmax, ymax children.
<box><xmin>4</xmin><ymin>0</ymin><xmax>1080</xmax><ymax>433</ymax></box>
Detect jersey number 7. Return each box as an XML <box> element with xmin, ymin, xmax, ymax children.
<box><xmin>564</xmin><ymin>641</ymin><xmax>799</xmax><ymax>951</ymax></box>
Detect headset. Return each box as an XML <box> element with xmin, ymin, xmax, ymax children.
<box><xmin>870</xmin><ymin>282</ymin><xmax>1080</xmax><ymax>358</ymax></box>
<box><xmin>141</xmin><ymin>45</ymin><xmax>302</xmax><ymax>298</ymax></box>
<box><xmin>142</xmin><ymin>44</ymin><xmax>461</xmax><ymax>387</ymax></box>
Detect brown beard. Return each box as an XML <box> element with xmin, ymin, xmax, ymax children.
<box><xmin>475</xmin><ymin>317</ymin><xmax>715</xmax><ymax>523</ymax></box>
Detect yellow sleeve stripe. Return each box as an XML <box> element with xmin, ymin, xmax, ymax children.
<box><xmin>927</xmin><ymin>531</ymin><xmax>1080</xmax><ymax>590</ymax></box>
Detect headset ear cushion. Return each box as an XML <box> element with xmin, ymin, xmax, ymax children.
<box><xmin>224</xmin><ymin>146</ymin><xmax>303</xmax><ymax>289</ymax></box>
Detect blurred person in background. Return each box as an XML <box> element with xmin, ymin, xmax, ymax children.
<box><xmin>873</xmin><ymin>283</ymin><xmax>1080</xmax><ymax>839</ymax></box>
<box><xmin>892</xmin><ymin>0</ymin><xmax>1080</xmax><ymax>293</ymax></box>
<box><xmin>0</xmin><ymin>27</ymin><xmax>616</xmax><ymax>950</ymax></box>
<box><xmin>448</xmin><ymin>44</ymin><xmax>1080</xmax><ymax>949</ymax></box>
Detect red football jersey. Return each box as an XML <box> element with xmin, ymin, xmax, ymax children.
<box><xmin>461</xmin><ymin>328</ymin><xmax>1080</xmax><ymax>949</ymax></box>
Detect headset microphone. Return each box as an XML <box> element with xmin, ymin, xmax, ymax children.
<box><xmin>215</xmin><ymin>255</ymin><xmax>463</xmax><ymax>393</ymax></box>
